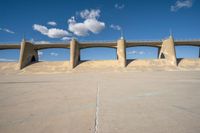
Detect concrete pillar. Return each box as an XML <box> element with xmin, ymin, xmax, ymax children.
<box><xmin>117</xmin><ymin>38</ymin><xmax>126</xmax><ymax>67</ymax></box>
<box><xmin>19</xmin><ymin>39</ymin><xmax>38</xmax><ymax>69</ymax></box>
<box><xmin>159</xmin><ymin>36</ymin><xmax>177</xmax><ymax>66</ymax></box>
<box><xmin>70</xmin><ymin>38</ymin><xmax>80</xmax><ymax>69</ymax></box>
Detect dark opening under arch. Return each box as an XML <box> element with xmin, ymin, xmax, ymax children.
<box><xmin>160</xmin><ymin>53</ymin><xmax>165</xmax><ymax>59</ymax></box>
<box><xmin>31</xmin><ymin>56</ymin><xmax>36</xmax><ymax>62</ymax></box>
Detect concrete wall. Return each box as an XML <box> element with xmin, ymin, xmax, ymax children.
<box><xmin>19</xmin><ymin>40</ymin><xmax>38</xmax><ymax>69</ymax></box>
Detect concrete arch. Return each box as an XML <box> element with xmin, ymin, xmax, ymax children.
<box><xmin>126</xmin><ymin>45</ymin><xmax>161</xmax><ymax>48</ymax></box>
<box><xmin>34</xmin><ymin>44</ymin><xmax>70</xmax><ymax>50</ymax></box>
<box><xmin>175</xmin><ymin>44</ymin><xmax>200</xmax><ymax>47</ymax></box>
<box><xmin>80</xmin><ymin>46</ymin><xmax>117</xmax><ymax>50</ymax></box>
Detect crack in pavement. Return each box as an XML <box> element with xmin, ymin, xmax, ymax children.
<box><xmin>94</xmin><ymin>81</ymin><xmax>100</xmax><ymax>133</ymax></box>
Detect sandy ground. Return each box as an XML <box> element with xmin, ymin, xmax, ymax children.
<box><xmin>0</xmin><ymin>59</ymin><xmax>200</xmax><ymax>75</ymax></box>
<box><xmin>0</xmin><ymin>61</ymin><xmax>200</xmax><ymax>133</ymax></box>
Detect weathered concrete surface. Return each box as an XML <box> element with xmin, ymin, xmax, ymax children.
<box><xmin>117</xmin><ymin>39</ymin><xmax>126</xmax><ymax>67</ymax></box>
<box><xmin>70</xmin><ymin>39</ymin><xmax>80</xmax><ymax>69</ymax></box>
<box><xmin>0</xmin><ymin>71</ymin><xmax>200</xmax><ymax>133</ymax></box>
<box><xmin>1</xmin><ymin>59</ymin><xmax>200</xmax><ymax>75</ymax></box>
<box><xmin>159</xmin><ymin>36</ymin><xmax>177</xmax><ymax>66</ymax></box>
<box><xmin>19</xmin><ymin>40</ymin><xmax>38</xmax><ymax>69</ymax></box>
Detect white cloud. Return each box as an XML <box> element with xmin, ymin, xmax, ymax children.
<box><xmin>171</xmin><ymin>0</ymin><xmax>193</xmax><ymax>12</ymax></box>
<box><xmin>114</xmin><ymin>4</ymin><xmax>125</xmax><ymax>10</ymax></box>
<box><xmin>35</xmin><ymin>41</ymin><xmax>50</xmax><ymax>44</ymax></box>
<box><xmin>127</xmin><ymin>50</ymin><xmax>145</xmax><ymax>55</ymax></box>
<box><xmin>61</xmin><ymin>36</ymin><xmax>71</xmax><ymax>41</ymax></box>
<box><xmin>68</xmin><ymin>9</ymin><xmax>105</xmax><ymax>36</ymax></box>
<box><xmin>33</xmin><ymin>24</ymin><xmax>70</xmax><ymax>38</ymax></box>
<box><xmin>0</xmin><ymin>28</ymin><xmax>15</xmax><ymax>34</ymax></box>
<box><xmin>29</xmin><ymin>38</ymin><xmax>50</xmax><ymax>44</ymax></box>
<box><xmin>0</xmin><ymin>58</ymin><xmax>17</xmax><ymax>62</ymax></box>
<box><xmin>80</xmin><ymin>9</ymin><xmax>100</xmax><ymax>19</ymax></box>
<box><xmin>50</xmin><ymin>52</ymin><xmax>58</xmax><ymax>56</ymax></box>
<box><xmin>47</xmin><ymin>21</ymin><xmax>57</xmax><ymax>26</ymax></box>
<box><xmin>38</xmin><ymin>51</ymin><xmax>43</xmax><ymax>56</ymax></box>
<box><xmin>110</xmin><ymin>24</ymin><xmax>121</xmax><ymax>31</ymax></box>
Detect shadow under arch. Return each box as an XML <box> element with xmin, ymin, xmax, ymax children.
<box><xmin>31</xmin><ymin>56</ymin><xmax>36</xmax><ymax>62</ymax></box>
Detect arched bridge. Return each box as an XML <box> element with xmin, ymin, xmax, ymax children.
<box><xmin>0</xmin><ymin>36</ymin><xmax>200</xmax><ymax>69</ymax></box>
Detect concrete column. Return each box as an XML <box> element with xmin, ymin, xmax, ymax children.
<box><xmin>19</xmin><ymin>39</ymin><xmax>38</xmax><ymax>69</ymax></box>
<box><xmin>70</xmin><ymin>38</ymin><xmax>80</xmax><ymax>69</ymax></box>
<box><xmin>117</xmin><ymin>38</ymin><xmax>126</xmax><ymax>67</ymax></box>
<box><xmin>159</xmin><ymin>36</ymin><xmax>177</xmax><ymax>66</ymax></box>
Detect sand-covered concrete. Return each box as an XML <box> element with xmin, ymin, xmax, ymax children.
<box><xmin>0</xmin><ymin>66</ymin><xmax>200</xmax><ymax>133</ymax></box>
<box><xmin>0</xmin><ymin>59</ymin><xmax>200</xmax><ymax>75</ymax></box>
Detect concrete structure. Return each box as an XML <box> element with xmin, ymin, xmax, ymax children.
<box><xmin>70</xmin><ymin>39</ymin><xmax>80</xmax><ymax>69</ymax></box>
<box><xmin>19</xmin><ymin>39</ymin><xmax>38</xmax><ymax>69</ymax></box>
<box><xmin>159</xmin><ymin>36</ymin><xmax>177</xmax><ymax>66</ymax></box>
<box><xmin>117</xmin><ymin>38</ymin><xmax>126</xmax><ymax>67</ymax></box>
<box><xmin>0</xmin><ymin>36</ymin><xmax>200</xmax><ymax>69</ymax></box>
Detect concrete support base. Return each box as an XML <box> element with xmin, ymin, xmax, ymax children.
<box><xmin>19</xmin><ymin>40</ymin><xmax>38</xmax><ymax>69</ymax></box>
<box><xmin>117</xmin><ymin>39</ymin><xmax>126</xmax><ymax>67</ymax></box>
<box><xmin>70</xmin><ymin>39</ymin><xmax>80</xmax><ymax>69</ymax></box>
<box><xmin>159</xmin><ymin>36</ymin><xmax>177</xmax><ymax>66</ymax></box>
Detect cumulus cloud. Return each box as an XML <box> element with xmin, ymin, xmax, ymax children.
<box><xmin>61</xmin><ymin>36</ymin><xmax>71</xmax><ymax>41</ymax></box>
<box><xmin>33</xmin><ymin>24</ymin><xmax>70</xmax><ymax>38</ymax></box>
<box><xmin>0</xmin><ymin>28</ymin><xmax>15</xmax><ymax>34</ymax></box>
<box><xmin>50</xmin><ymin>52</ymin><xmax>58</xmax><ymax>56</ymax></box>
<box><xmin>80</xmin><ymin>9</ymin><xmax>100</xmax><ymax>19</ymax></box>
<box><xmin>47</xmin><ymin>21</ymin><xmax>57</xmax><ymax>26</ymax></box>
<box><xmin>68</xmin><ymin>9</ymin><xmax>105</xmax><ymax>36</ymax></box>
<box><xmin>171</xmin><ymin>0</ymin><xmax>193</xmax><ymax>12</ymax></box>
<box><xmin>127</xmin><ymin>50</ymin><xmax>145</xmax><ymax>55</ymax></box>
<box><xmin>110</xmin><ymin>24</ymin><xmax>121</xmax><ymax>31</ymax></box>
<box><xmin>114</xmin><ymin>4</ymin><xmax>125</xmax><ymax>10</ymax></box>
<box><xmin>30</xmin><ymin>38</ymin><xmax>50</xmax><ymax>44</ymax></box>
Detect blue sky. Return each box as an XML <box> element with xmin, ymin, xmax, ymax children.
<box><xmin>0</xmin><ymin>0</ymin><xmax>200</xmax><ymax>61</ymax></box>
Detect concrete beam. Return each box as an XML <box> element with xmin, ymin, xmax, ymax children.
<box><xmin>159</xmin><ymin>36</ymin><xmax>177</xmax><ymax>66</ymax></box>
<box><xmin>70</xmin><ymin>39</ymin><xmax>80</xmax><ymax>69</ymax></box>
<box><xmin>19</xmin><ymin>40</ymin><xmax>38</xmax><ymax>69</ymax></box>
<box><xmin>117</xmin><ymin>39</ymin><xmax>126</xmax><ymax>67</ymax></box>
<box><xmin>34</xmin><ymin>44</ymin><xmax>70</xmax><ymax>50</ymax></box>
<box><xmin>0</xmin><ymin>44</ymin><xmax>20</xmax><ymax>50</ymax></box>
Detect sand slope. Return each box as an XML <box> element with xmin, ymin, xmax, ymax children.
<box><xmin>0</xmin><ymin>59</ymin><xmax>200</xmax><ymax>74</ymax></box>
